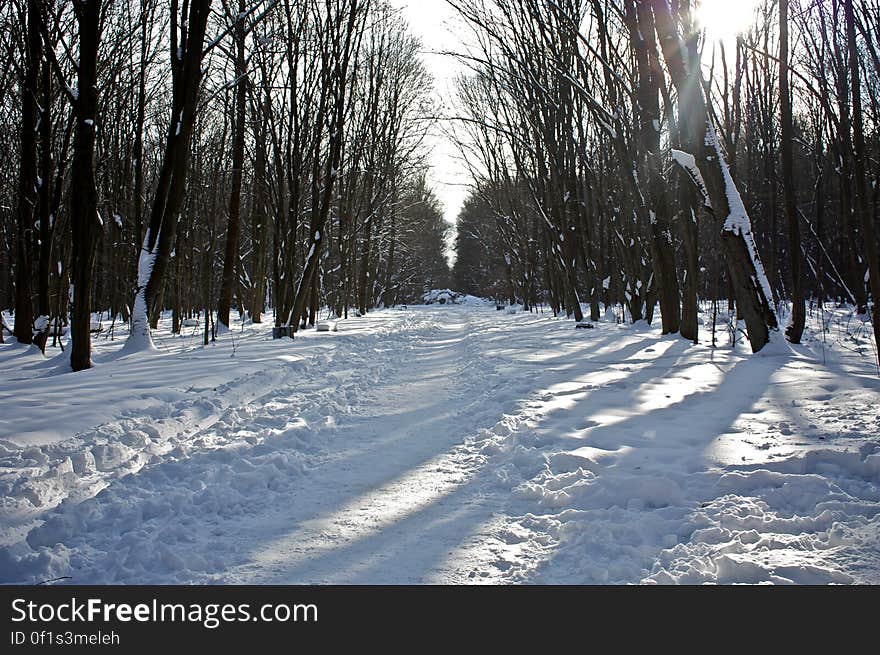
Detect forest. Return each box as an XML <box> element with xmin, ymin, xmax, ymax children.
<box><xmin>0</xmin><ymin>0</ymin><xmax>451</xmax><ymax>370</ymax></box>
<box><xmin>449</xmin><ymin>0</ymin><xmax>879</xmax><ymax>361</ymax></box>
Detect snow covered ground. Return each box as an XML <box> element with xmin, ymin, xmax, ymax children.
<box><xmin>0</xmin><ymin>303</ymin><xmax>878</xmax><ymax>584</ymax></box>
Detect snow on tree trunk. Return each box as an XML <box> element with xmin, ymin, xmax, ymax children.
<box><xmin>707</xmin><ymin>124</ymin><xmax>779</xmax><ymax>351</ymax></box>
<box><xmin>126</xmin><ymin>231</ymin><xmax>158</xmax><ymax>353</ymax></box>
<box><xmin>123</xmin><ymin>0</ymin><xmax>212</xmax><ymax>350</ymax></box>
<box><xmin>651</xmin><ymin>0</ymin><xmax>777</xmax><ymax>353</ymax></box>
<box><xmin>670</xmin><ymin>150</ymin><xmax>710</xmax><ymax>207</ymax></box>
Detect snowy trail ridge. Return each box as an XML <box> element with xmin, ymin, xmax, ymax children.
<box><xmin>1</xmin><ymin>304</ymin><xmax>879</xmax><ymax>584</ymax></box>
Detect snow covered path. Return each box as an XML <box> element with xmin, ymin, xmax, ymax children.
<box><xmin>222</xmin><ymin>314</ymin><xmax>503</xmax><ymax>583</ymax></box>
<box><xmin>1</xmin><ymin>305</ymin><xmax>879</xmax><ymax>584</ymax></box>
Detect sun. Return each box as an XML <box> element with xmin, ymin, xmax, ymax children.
<box><xmin>695</xmin><ymin>0</ymin><xmax>760</xmax><ymax>48</ymax></box>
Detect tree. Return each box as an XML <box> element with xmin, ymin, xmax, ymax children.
<box><xmin>845</xmin><ymin>0</ymin><xmax>880</xmax><ymax>366</ymax></box>
<box><xmin>129</xmin><ymin>0</ymin><xmax>213</xmax><ymax>350</ymax></box>
<box><xmin>652</xmin><ymin>0</ymin><xmax>778</xmax><ymax>352</ymax></box>
<box><xmin>12</xmin><ymin>0</ymin><xmax>40</xmax><ymax>346</ymax></box>
<box><xmin>285</xmin><ymin>0</ymin><xmax>369</xmax><ymax>333</ymax></box>
<box><xmin>217</xmin><ymin>0</ymin><xmax>248</xmax><ymax>329</ymax></box>
<box><xmin>69</xmin><ymin>0</ymin><xmax>102</xmax><ymax>371</ymax></box>
<box><xmin>780</xmin><ymin>0</ymin><xmax>804</xmax><ymax>344</ymax></box>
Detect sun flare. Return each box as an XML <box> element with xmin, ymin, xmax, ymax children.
<box><xmin>695</xmin><ymin>0</ymin><xmax>760</xmax><ymax>47</ymax></box>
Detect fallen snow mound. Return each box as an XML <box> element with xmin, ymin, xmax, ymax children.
<box><xmin>421</xmin><ymin>289</ymin><xmax>487</xmax><ymax>306</ymax></box>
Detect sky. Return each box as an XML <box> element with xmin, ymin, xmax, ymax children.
<box><xmin>390</xmin><ymin>0</ymin><xmax>470</xmax><ymax>264</ymax></box>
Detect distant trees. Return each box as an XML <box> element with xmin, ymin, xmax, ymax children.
<box><xmin>452</xmin><ymin>185</ymin><xmax>530</xmax><ymax>304</ymax></box>
<box><xmin>0</xmin><ymin>0</ymin><xmax>450</xmax><ymax>367</ymax></box>
<box><xmin>1</xmin><ymin>0</ymin><xmax>878</xmax><ymax>368</ymax></box>
<box><xmin>389</xmin><ymin>177</ymin><xmax>451</xmax><ymax>303</ymax></box>
<box><xmin>449</xmin><ymin>0</ymin><xmax>880</xmax><ymax>361</ymax></box>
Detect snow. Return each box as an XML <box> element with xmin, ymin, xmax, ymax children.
<box><xmin>0</xmin><ymin>304</ymin><xmax>878</xmax><ymax>584</ymax></box>
<box><xmin>421</xmin><ymin>289</ymin><xmax>487</xmax><ymax>306</ymax></box>
<box><xmin>671</xmin><ymin>148</ymin><xmax>711</xmax><ymax>208</ymax></box>
<box><xmin>705</xmin><ymin>125</ymin><xmax>777</xmax><ymax>318</ymax></box>
<box><xmin>126</xmin><ymin>231</ymin><xmax>158</xmax><ymax>353</ymax></box>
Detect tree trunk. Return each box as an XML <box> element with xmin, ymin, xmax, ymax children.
<box><xmin>250</xmin><ymin>91</ymin><xmax>269</xmax><ymax>324</ymax></box>
<box><xmin>218</xmin><ymin>0</ymin><xmax>247</xmax><ymax>329</ymax></box>
<box><xmin>70</xmin><ymin>0</ymin><xmax>102</xmax><ymax>371</ymax></box>
<box><xmin>132</xmin><ymin>0</ymin><xmax>151</xmax><ymax>295</ymax></box>
<box><xmin>34</xmin><ymin>52</ymin><xmax>52</xmax><ymax>352</ymax></box>
<box><xmin>833</xmin><ymin>2</ymin><xmax>867</xmax><ymax>313</ymax></box>
<box><xmin>130</xmin><ymin>0</ymin><xmax>212</xmax><ymax>349</ymax></box>
<box><xmin>845</xmin><ymin>0</ymin><xmax>880</xmax><ymax>367</ymax></box>
<box><xmin>13</xmin><ymin>0</ymin><xmax>41</xmax><ymax>345</ymax></box>
<box><xmin>677</xmin><ymin>179</ymin><xmax>700</xmax><ymax>343</ymax></box>
<box><xmin>652</xmin><ymin>0</ymin><xmax>777</xmax><ymax>352</ymax></box>
<box><xmin>632</xmin><ymin>0</ymin><xmax>680</xmax><ymax>334</ymax></box>
<box><xmin>780</xmin><ymin>0</ymin><xmax>804</xmax><ymax>343</ymax></box>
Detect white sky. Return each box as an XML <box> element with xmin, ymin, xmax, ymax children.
<box><xmin>390</xmin><ymin>0</ymin><xmax>471</xmax><ymax>260</ymax></box>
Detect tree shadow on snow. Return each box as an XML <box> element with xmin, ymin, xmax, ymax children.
<box><xmin>507</xmin><ymin>350</ymin><xmax>785</xmax><ymax>584</ymax></box>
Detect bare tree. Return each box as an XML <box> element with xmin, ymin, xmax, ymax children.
<box><xmin>780</xmin><ymin>0</ymin><xmax>804</xmax><ymax>343</ymax></box>
<box><xmin>217</xmin><ymin>0</ymin><xmax>248</xmax><ymax>329</ymax></box>
<box><xmin>12</xmin><ymin>0</ymin><xmax>40</xmax><ymax>345</ymax></box>
<box><xmin>129</xmin><ymin>0</ymin><xmax>212</xmax><ymax>350</ymax></box>
<box><xmin>68</xmin><ymin>0</ymin><xmax>102</xmax><ymax>371</ymax></box>
<box><xmin>845</xmin><ymin>0</ymin><xmax>880</xmax><ymax>365</ymax></box>
<box><xmin>652</xmin><ymin>0</ymin><xmax>778</xmax><ymax>352</ymax></box>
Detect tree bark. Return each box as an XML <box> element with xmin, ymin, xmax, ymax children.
<box><xmin>249</xmin><ymin>90</ymin><xmax>269</xmax><ymax>324</ymax></box>
<box><xmin>13</xmin><ymin>0</ymin><xmax>41</xmax><ymax>345</ymax></box>
<box><xmin>35</xmin><ymin>48</ymin><xmax>52</xmax><ymax>352</ymax></box>
<box><xmin>218</xmin><ymin>0</ymin><xmax>247</xmax><ymax>328</ymax></box>
<box><xmin>780</xmin><ymin>0</ymin><xmax>804</xmax><ymax>343</ymax></box>
<box><xmin>130</xmin><ymin>0</ymin><xmax>212</xmax><ymax>348</ymax></box>
<box><xmin>632</xmin><ymin>0</ymin><xmax>680</xmax><ymax>334</ymax></box>
<box><xmin>845</xmin><ymin>0</ymin><xmax>880</xmax><ymax>367</ymax></box>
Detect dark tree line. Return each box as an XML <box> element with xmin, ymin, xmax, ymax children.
<box><xmin>449</xmin><ymin>0</ymin><xmax>880</xmax><ymax>362</ymax></box>
<box><xmin>0</xmin><ymin>0</ymin><xmax>450</xmax><ymax>367</ymax></box>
